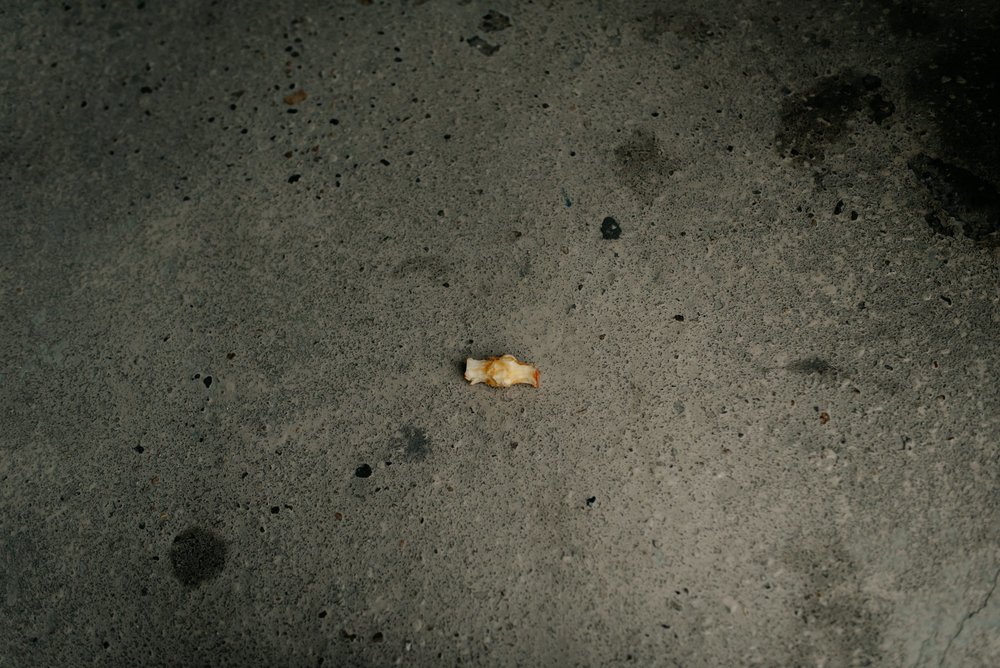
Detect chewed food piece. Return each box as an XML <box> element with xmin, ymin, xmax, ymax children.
<box><xmin>464</xmin><ymin>355</ymin><xmax>540</xmax><ymax>388</ymax></box>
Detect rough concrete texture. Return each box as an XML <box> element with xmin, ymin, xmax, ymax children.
<box><xmin>1</xmin><ymin>1</ymin><xmax>998</xmax><ymax>666</ymax></box>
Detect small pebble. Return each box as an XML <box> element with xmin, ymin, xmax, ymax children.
<box><xmin>601</xmin><ymin>216</ymin><xmax>621</xmax><ymax>240</ymax></box>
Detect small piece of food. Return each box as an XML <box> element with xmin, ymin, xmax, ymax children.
<box><xmin>464</xmin><ymin>355</ymin><xmax>540</xmax><ymax>388</ymax></box>
<box><xmin>283</xmin><ymin>89</ymin><xmax>308</xmax><ymax>105</ymax></box>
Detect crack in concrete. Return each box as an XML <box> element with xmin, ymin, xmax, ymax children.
<box><xmin>938</xmin><ymin>565</ymin><xmax>1000</xmax><ymax>667</ymax></box>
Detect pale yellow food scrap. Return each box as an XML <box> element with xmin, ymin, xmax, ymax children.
<box><xmin>464</xmin><ymin>355</ymin><xmax>540</xmax><ymax>388</ymax></box>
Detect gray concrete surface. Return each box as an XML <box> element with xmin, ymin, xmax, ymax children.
<box><xmin>2</xmin><ymin>1</ymin><xmax>999</xmax><ymax>666</ymax></box>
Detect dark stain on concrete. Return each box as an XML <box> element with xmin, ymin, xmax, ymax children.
<box><xmin>877</xmin><ymin>0</ymin><xmax>940</xmax><ymax>36</ymax></box>
<box><xmin>480</xmin><ymin>10</ymin><xmax>511</xmax><ymax>33</ymax></box>
<box><xmin>906</xmin><ymin>19</ymin><xmax>1000</xmax><ymax>182</ymax></box>
<box><xmin>786</xmin><ymin>357</ymin><xmax>834</xmax><ymax>375</ymax></box>
<box><xmin>776</xmin><ymin>70</ymin><xmax>892</xmax><ymax>163</ymax></box>
<box><xmin>783</xmin><ymin>534</ymin><xmax>887</xmax><ymax>666</ymax></box>
<box><xmin>169</xmin><ymin>526</ymin><xmax>227</xmax><ymax>587</ymax></box>
<box><xmin>467</xmin><ymin>36</ymin><xmax>499</xmax><ymax>56</ymax></box>
<box><xmin>909</xmin><ymin>154</ymin><xmax>1000</xmax><ymax>245</ymax></box>
<box><xmin>613</xmin><ymin>129</ymin><xmax>673</xmax><ymax>204</ymax></box>
<box><xmin>868</xmin><ymin>93</ymin><xmax>895</xmax><ymax>125</ymax></box>
<box><xmin>638</xmin><ymin>9</ymin><xmax>717</xmax><ymax>43</ymax></box>
<box><xmin>393</xmin><ymin>424</ymin><xmax>430</xmax><ymax>462</ymax></box>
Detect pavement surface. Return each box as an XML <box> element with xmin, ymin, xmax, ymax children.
<box><xmin>1</xmin><ymin>1</ymin><xmax>999</xmax><ymax>666</ymax></box>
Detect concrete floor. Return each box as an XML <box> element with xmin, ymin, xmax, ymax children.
<box><xmin>1</xmin><ymin>1</ymin><xmax>998</xmax><ymax>666</ymax></box>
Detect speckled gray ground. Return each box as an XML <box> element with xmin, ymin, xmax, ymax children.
<box><xmin>1</xmin><ymin>1</ymin><xmax>999</xmax><ymax>666</ymax></box>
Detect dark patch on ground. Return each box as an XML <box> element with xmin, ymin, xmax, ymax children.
<box><xmin>909</xmin><ymin>154</ymin><xmax>1000</xmax><ymax>245</ymax></box>
<box><xmin>638</xmin><ymin>9</ymin><xmax>717</xmax><ymax>43</ymax></box>
<box><xmin>169</xmin><ymin>526</ymin><xmax>227</xmax><ymax>587</ymax></box>
<box><xmin>480</xmin><ymin>10</ymin><xmax>511</xmax><ymax>33</ymax></box>
<box><xmin>612</xmin><ymin>129</ymin><xmax>673</xmax><ymax>204</ymax></box>
<box><xmin>393</xmin><ymin>424</ymin><xmax>430</xmax><ymax>462</ymax></box>
<box><xmin>906</xmin><ymin>20</ymin><xmax>1000</xmax><ymax>182</ymax></box>
<box><xmin>776</xmin><ymin>70</ymin><xmax>893</xmax><ymax>164</ymax></box>
<box><xmin>518</xmin><ymin>255</ymin><xmax>531</xmax><ymax>278</ymax></box>
<box><xmin>786</xmin><ymin>357</ymin><xmax>834</xmax><ymax>375</ymax></box>
<box><xmin>868</xmin><ymin>94</ymin><xmax>895</xmax><ymax>125</ymax></box>
<box><xmin>782</xmin><ymin>533</ymin><xmax>887</xmax><ymax>666</ymax></box>
<box><xmin>876</xmin><ymin>0</ymin><xmax>940</xmax><ymax>36</ymax></box>
<box><xmin>467</xmin><ymin>36</ymin><xmax>499</xmax><ymax>56</ymax></box>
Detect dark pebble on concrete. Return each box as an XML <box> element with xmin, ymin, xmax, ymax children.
<box><xmin>601</xmin><ymin>216</ymin><xmax>622</xmax><ymax>239</ymax></box>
